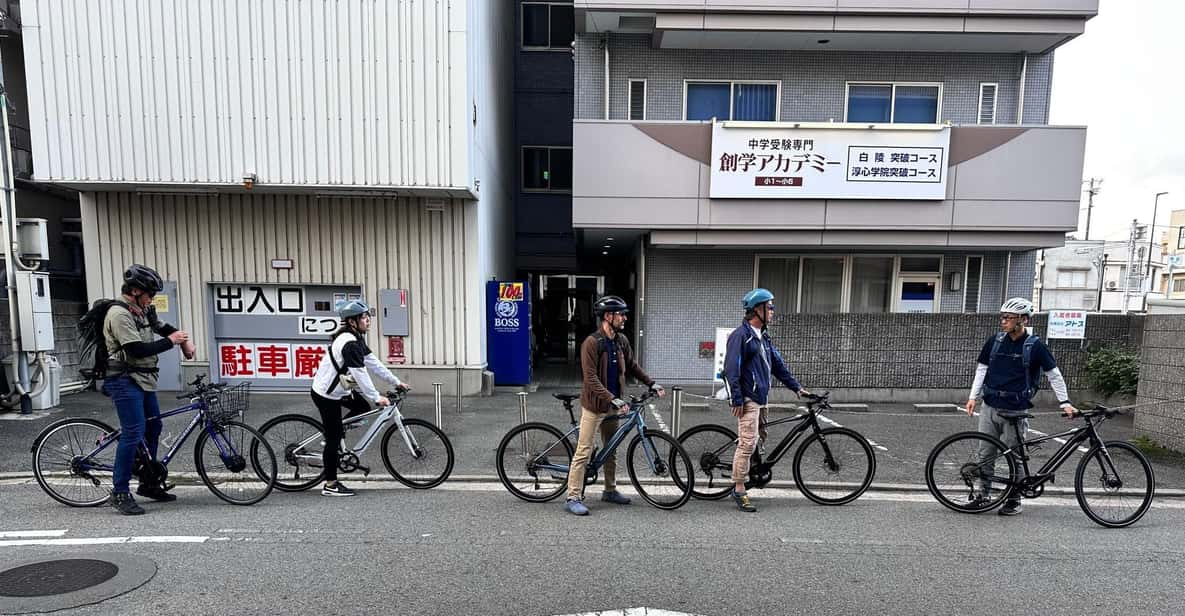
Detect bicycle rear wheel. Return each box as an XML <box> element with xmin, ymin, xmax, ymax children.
<box><xmin>31</xmin><ymin>419</ymin><xmax>118</xmax><ymax>507</ymax></box>
<box><xmin>626</xmin><ymin>430</ymin><xmax>694</xmax><ymax>510</ymax></box>
<box><xmin>677</xmin><ymin>424</ymin><xmax>737</xmax><ymax>500</ymax></box>
<box><xmin>793</xmin><ymin>427</ymin><xmax>876</xmax><ymax>505</ymax></box>
<box><xmin>1075</xmin><ymin>441</ymin><xmax>1154</xmax><ymax>528</ymax></box>
<box><xmin>194</xmin><ymin>421</ymin><xmax>277</xmax><ymax>505</ymax></box>
<box><xmin>380</xmin><ymin>418</ymin><xmax>454</xmax><ymax>489</ymax></box>
<box><xmin>495</xmin><ymin>422</ymin><xmax>574</xmax><ymax>503</ymax></box>
<box><xmin>925</xmin><ymin>431</ymin><xmax>1015</xmax><ymax>513</ymax></box>
<box><xmin>256</xmin><ymin>414</ymin><xmax>326</xmax><ymax>492</ymax></box>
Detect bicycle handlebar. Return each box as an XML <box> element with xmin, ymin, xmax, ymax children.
<box><xmin>1069</xmin><ymin>405</ymin><xmax>1122</xmax><ymax>420</ymax></box>
<box><xmin>176</xmin><ymin>374</ymin><xmax>226</xmax><ymax>400</ymax></box>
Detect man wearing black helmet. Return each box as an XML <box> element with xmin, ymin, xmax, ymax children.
<box><xmin>105</xmin><ymin>264</ymin><xmax>196</xmax><ymax>515</ymax></box>
<box><xmin>564</xmin><ymin>295</ymin><xmax>664</xmax><ymax>516</ymax></box>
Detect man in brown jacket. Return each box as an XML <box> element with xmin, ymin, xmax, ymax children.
<box><xmin>565</xmin><ymin>295</ymin><xmax>664</xmax><ymax>516</ymax></box>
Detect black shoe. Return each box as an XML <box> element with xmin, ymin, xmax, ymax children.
<box><xmin>110</xmin><ymin>491</ymin><xmax>145</xmax><ymax>516</ymax></box>
<box><xmin>998</xmin><ymin>500</ymin><xmax>1023</xmax><ymax>516</ymax></box>
<box><xmin>322</xmin><ymin>481</ymin><xmax>356</xmax><ymax>497</ymax></box>
<box><xmin>731</xmin><ymin>489</ymin><xmax>757</xmax><ymax>513</ymax></box>
<box><xmin>136</xmin><ymin>483</ymin><xmax>177</xmax><ymax>502</ymax></box>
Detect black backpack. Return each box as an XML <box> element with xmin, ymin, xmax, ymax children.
<box><xmin>77</xmin><ymin>299</ymin><xmax>129</xmax><ymax>381</ymax></box>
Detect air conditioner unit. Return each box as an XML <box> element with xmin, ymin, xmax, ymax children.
<box><xmin>1106</xmin><ymin>281</ymin><xmax>1118</xmax><ymax>290</ymax></box>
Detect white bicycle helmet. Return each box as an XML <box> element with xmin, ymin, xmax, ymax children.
<box><xmin>999</xmin><ymin>297</ymin><xmax>1035</xmax><ymax>316</ymax></box>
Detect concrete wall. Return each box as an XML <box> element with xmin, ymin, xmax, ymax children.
<box><xmin>1135</xmin><ymin>316</ymin><xmax>1185</xmax><ymax>452</ymax></box>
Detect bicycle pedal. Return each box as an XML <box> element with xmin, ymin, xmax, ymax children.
<box><xmin>358</xmin><ymin>465</ymin><xmax>372</xmax><ymax>477</ymax></box>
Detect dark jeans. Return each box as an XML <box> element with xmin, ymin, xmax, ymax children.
<box><xmin>106</xmin><ymin>376</ymin><xmax>162</xmax><ymax>494</ymax></box>
<box><xmin>310</xmin><ymin>391</ymin><xmax>370</xmax><ymax>481</ymax></box>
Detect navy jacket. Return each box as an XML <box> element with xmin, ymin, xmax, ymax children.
<box><xmin>723</xmin><ymin>321</ymin><xmax>801</xmax><ymax>407</ymax></box>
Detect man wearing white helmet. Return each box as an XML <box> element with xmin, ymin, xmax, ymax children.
<box><xmin>965</xmin><ymin>297</ymin><xmax>1078</xmax><ymax>516</ymax></box>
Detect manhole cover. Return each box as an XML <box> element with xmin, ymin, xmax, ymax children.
<box><xmin>0</xmin><ymin>559</ymin><xmax>119</xmax><ymax>597</ymax></box>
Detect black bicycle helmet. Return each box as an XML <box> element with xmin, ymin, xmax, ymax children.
<box><xmin>124</xmin><ymin>264</ymin><xmax>164</xmax><ymax>294</ymax></box>
<box><xmin>593</xmin><ymin>295</ymin><xmax>629</xmax><ymax>316</ymax></box>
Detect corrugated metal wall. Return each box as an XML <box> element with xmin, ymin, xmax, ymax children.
<box><xmin>22</xmin><ymin>0</ymin><xmax>468</xmax><ymax>189</ymax></box>
<box><xmin>79</xmin><ymin>193</ymin><xmax>480</xmax><ymax>367</ymax></box>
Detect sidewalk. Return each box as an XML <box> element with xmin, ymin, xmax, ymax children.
<box><xmin>3</xmin><ymin>387</ymin><xmax>1184</xmax><ymax>493</ymax></box>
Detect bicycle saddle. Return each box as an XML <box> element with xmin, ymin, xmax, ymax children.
<box><xmin>998</xmin><ymin>411</ymin><xmax>1034</xmax><ymax>421</ymax></box>
<box><xmin>552</xmin><ymin>393</ymin><xmax>580</xmax><ymax>403</ymax></box>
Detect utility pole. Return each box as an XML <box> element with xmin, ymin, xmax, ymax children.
<box><xmin>1083</xmin><ymin>178</ymin><xmax>1102</xmax><ymax>240</ymax></box>
<box><xmin>1122</xmin><ymin>219</ymin><xmax>1139</xmax><ymax>314</ymax></box>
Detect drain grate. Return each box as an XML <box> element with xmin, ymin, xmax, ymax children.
<box><xmin>0</xmin><ymin>559</ymin><xmax>119</xmax><ymax>598</ymax></box>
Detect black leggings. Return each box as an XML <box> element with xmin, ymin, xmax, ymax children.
<box><xmin>310</xmin><ymin>391</ymin><xmax>371</xmax><ymax>481</ymax></box>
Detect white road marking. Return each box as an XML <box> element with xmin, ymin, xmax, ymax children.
<box><xmin>816</xmin><ymin>413</ymin><xmax>889</xmax><ymax>452</ymax></box>
<box><xmin>0</xmin><ymin>529</ymin><xmax>68</xmax><ymax>538</ymax></box>
<box><xmin>648</xmin><ymin>404</ymin><xmax>670</xmax><ymax>434</ymax></box>
<box><xmin>552</xmin><ymin>609</ymin><xmax>702</xmax><ymax>616</ymax></box>
<box><xmin>0</xmin><ymin>535</ymin><xmax>211</xmax><ymax>548</ymax></box>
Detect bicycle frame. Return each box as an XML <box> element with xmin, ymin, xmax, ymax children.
<box><xmin>703</xmin><ymin>405</ymin><xmax>828</xmax><ymax>472</ymax></box>
<box><xmin>289</xmin><ymin>396</ymin><xmax>421</xmax><ymax>460</ymax></box>
<box><xmin>78</xmin><ymin>398</ymin><xmax>220</xmax><ymax>473</ymax></box>
<box><xmin>982</xmin><ymin>416</ymin><xmax>1110</xmax><ymax>491</ymax></box>
<box><xmin>532</xmin><ymin>403</ymin><xmax>661</xmax><ymax>476</ymax></box>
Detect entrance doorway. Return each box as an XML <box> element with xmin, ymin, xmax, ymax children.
<box><xmin>537</xmin><ymin>275</ymin><xmax>604</xmax><ymax>364</ymax></box>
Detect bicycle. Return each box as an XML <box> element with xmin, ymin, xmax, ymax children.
<box><xmin>495</xmin><ymin>389</ymin><xmax>695</xmax><ymax>510</ymax></box>
<box><xmin>677</xmin><ymin>392</ymin><xmax>876</xmax><ymax>505</ymax></box>
<box><xmin>257</xmin><ymin>389</ymin><xmax>454</xmax><ymax>491</ymax></box>
<box><xmin>31</xmin><ymin>375</ymin><xmax>278</xmax><ymax>506</ymax></box>
<box><xmin>924</xmin><ymin>405</ymin><xmax>1155</xmax><ymax>528</ymax></box>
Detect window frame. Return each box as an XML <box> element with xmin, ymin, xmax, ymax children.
<box><xmin>843</xmin><ymin>81</ymin><xmax>944</xmax><ymax>124</ymax></box>
<box><xmin>682</xmin><ymin>79</ymin><xmax>782</xmax><ymax>122</ymax></box>
<box><xmin>978</xmin><ymin>82</ymin><xmax>998</xmax><ymax>125</ymax></box>
<box><xmin>963</xmin><ymin>255</ymin><xmax>984</xmax><ymax>313</ymax></box>
<box><xmin>628</xmin><ymin>79</ymin><xmax>647</xmax><ymax>121</ymax></box>
<box><xmin>521</xmin><ymin>2</ymin><xmax>574</xmax><ymax>51</ymax></box>
<box><xmin>1056</xmin><ymin>268</ymin><xmax>1090</xmax><ymax>289</ymax></box>
<box><xmin>1178</xmin><ymin>227</ymin><xmax>1185</xmax><ymax>250</ymax></box>
<box><xmin>753</xmin><ymin>254</ymin><xmax>940</xmax><ymax>313</ymax></box>
<box><xmin>520</xmin><ymin>145</ymin><xmax>573</xmax><ymax>193</ymax></box>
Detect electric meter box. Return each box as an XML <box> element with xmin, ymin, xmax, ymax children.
<box><xmin>15</xmin><ymin>271</ymin><xmax>54</xmax><ymax>351</ymax></box>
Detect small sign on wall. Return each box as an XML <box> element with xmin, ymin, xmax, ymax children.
<box><xmin>1048</xmin><ymin>310</ymin><xmax>1087</xmax><ymax>340</ymax></box>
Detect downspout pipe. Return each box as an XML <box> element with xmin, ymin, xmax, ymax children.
<box><xmin>1017</xmin><ymin>53</ymin><xmax>1028</xmax><ymax>124</ymax></box>
<box><xmin>603</xmin><ymin>36</ymin><xmax>609</xmax><ymax>120</ymax></box>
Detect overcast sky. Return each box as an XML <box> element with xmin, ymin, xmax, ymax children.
<box><xmin>1049</xmin><ymin>0</ymin><xmax>1185</xmax><ymax>245</ymax></box>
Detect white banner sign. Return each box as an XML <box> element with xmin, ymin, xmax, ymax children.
<box><xmin>1047</xmin><ymin>310</ymin><xmax>1087</xmax><ymax>340</ymax></box>
<box><xmin>709</xmin><ymin>123</ymin><xmax>950</xmax><ymax>200</ymax></box>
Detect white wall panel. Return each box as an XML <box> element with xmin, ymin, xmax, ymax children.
<box><xmin>80</xmin><ymin>192</ymin><xmax>478</xmax><ymax>366</ymax></box>
<box><xmin>24</xmin><ymin>0</ymin><xmax>469</xmax><ymax>189</ymax></box>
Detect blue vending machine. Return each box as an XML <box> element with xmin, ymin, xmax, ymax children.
<box><xmin>486</xmin><ymin>281</ymin><xmax>532</xmax><ymax>385</ymax></box>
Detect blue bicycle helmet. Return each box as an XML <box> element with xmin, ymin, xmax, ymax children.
<box><xmin>742</xmin><ymin>288</ymin><xmax>774</xmax><ymax>311</ymax></box>
<box><xmin>335</xmin><ymin>299</ymin><xmax>372</xmax><ymax>319</ymax></box>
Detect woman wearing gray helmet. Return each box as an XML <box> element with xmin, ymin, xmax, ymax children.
<box><xmin>309</xmin><ymin>299</ymin><xmax>410</xmax><ymax>496</ymax></box>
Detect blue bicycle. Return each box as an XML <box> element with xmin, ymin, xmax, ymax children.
<box><xmin>31</xmin><ymin>375</ymin><xmax>278</xmax><ymax>506</ymax></box>
<box><xmin>495</xmin><ymin>389</ymin><xmax>695</xmax><ymax>510</ymax></box>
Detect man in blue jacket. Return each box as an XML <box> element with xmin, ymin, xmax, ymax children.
<box><xmin>723</xmin><ymin>288</ymin><xmax>808</xmax><ymax>513</ymax></box>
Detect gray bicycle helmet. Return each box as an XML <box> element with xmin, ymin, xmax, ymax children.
<box><xmin>123</xmin><ymin>264</ymin><xmax>164</xmax><ymax>294</ymax></box>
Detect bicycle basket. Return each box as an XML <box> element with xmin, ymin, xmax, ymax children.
<box><xmin>206</xmin><ymin>382</ymin><xmax>251</xmax><ymax>424</ymax></box>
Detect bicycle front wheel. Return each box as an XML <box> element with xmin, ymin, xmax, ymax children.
<box><xmin>32</xmin><ymin>419</ymin><xmax>118</xmax><ymax>507</ymax></box>
<box><xmin>925</xmin><ymin>431</ymin><xmax>1016</xmax><ymax>514</ymax></box>
<box><xmin>1075</xmin><ymin>441</ymin><xmax>1154</xmax><ymax>528</ymax></box>
<box><xmin>626</xmin><ymin>430</ymin><xmax>694</xmax><ymax>510</ymax></box>
<box><xmin>677</xmin><ymin>424</ymin><xmax>737</xmax><ymax>500</ymax></box>
<box><xmin>495</xmin><ymin>422</ymin><xmax>574</xmax><ymax>503</ymax></box>
<box><xmin>380</xmin><ymin>419</ymin><xmax>454</xmax><ymax>489</ymax></box>
<box><xmin>793</xmin><ymin>427</ymin><xmax>876</xmax><ymax>505</ymax></box>
<box><xmin>256</xmin><ymin>414</ymin><xmax>326</xmax><ymax>492</ymax></box>
<box><xmin>194</xmin><ymin>421</ymin><xmax>277</xmax><ymax>505</ymax></box>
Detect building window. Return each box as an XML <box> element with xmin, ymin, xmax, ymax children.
<box><xmin>964</xmin><ymin>256</ymin><xmax>983</xmax><ymax>312</ymax></box>
<box><xmin>685</xmin><ymin>81</ymin><xmax>779</xmax><ymax>121</ymax></box>
<box><xmin>522</xmin><ymin>146</ymin><xmax>572</xmax><ymax>192</ymax></box>
<box><xmin>850</xmin><ymin>257</ymin><xmax>893</xmax><ymax>313</ymax></box>
<box><xmin>978</xmin><ymin>83</ymin><xmax>998</xmax><ymax>125</ymax></box>
<box><xmin>1056</xmin><ymin>269</ymin><xmax>1089</xmax><ymax>288</ymax></box>
<box><xmin>628</xmin><ymin>80</ymin><xmax>646</xmax><ymax>121</ymax></box>
<box><xmin>522</xmin><ymin>2</ymin><xmax>574</xmax><ymax>50</ymax></box>
<box><xmin>757</xmin><ymin>257</ymin><xmax>800</xmax><ymax>314</ymax></box>
<box><xmin>1178</xmin><ymin>227</ymin><xmax>1185</xmax><ymax>250</ymax></box>
<box><xmin>1174</xmin><ymin>277</ymin><xmax>1185</xmax><ymax>293</ymax></box>
<box><xmin>846</xmin><ymin>82</ymin><xmax>942</xmax><ymax>124</ymax></box>
<box><xmin>801</xmin><ymin>258</ymin><xmax>845</xmax><ymax>313</ymax></box>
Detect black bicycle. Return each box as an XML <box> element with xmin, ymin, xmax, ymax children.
<box><xmin>924</xmin><ymin>406</ymin><xmax>1155</xmax><ymax>528</ymax></box>
<box><xmin>677</xmin><ymin>392</ymin><xmax>876</xmax><ymax>505</ymax></box>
